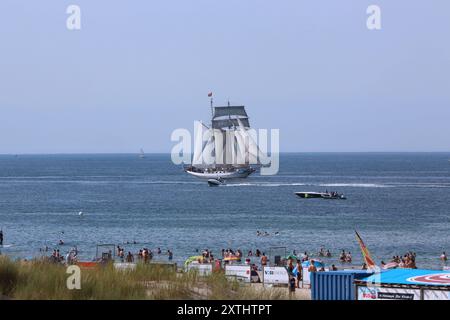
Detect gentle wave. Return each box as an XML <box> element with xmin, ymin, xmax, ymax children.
<box><xmin>226</xmin><ymin>182</ymin><xmax>450</xmax><ymax>188</ymax></box>
<box><xmin>1</xmin><ymin>179</ymin><xmax>450</xmax><ymax>189</ymax></box>
<box><xmin>0</xmin><ymin>180</ymin><xmax>204</xmax><ymax>185</ymax></box>
<box><xmin>225</xmin><ymin>183</ymin><xmax>307</xmax><ymax>187</ymax></box>
<box><xmin>318</xmin><ymin>183</ymin><xmax>390</xmax><ymax>188</ymax></box>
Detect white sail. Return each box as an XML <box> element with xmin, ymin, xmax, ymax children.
<box><xmin>202</xmin><ymin>128</ymin><xmax>215</xmax><ymax>166</ymax></box>
<box><xmin>192</xmin><ymin>121</ymin><xmax>204</xmax><ymax>166</ymax></box>
<box><xmin>213</xmin><ymin>129</ymin><xmax>225</xmax><ymax>165</ymax></box>
<box><xmin>224</xmin><ymin>130</ymin><xmax>236</xmax><ymax>166</ymax></box>
<box><xmin>236</xmin><ymin>118</ymin><xmax>270</xmax><ymax>166</ymax></box>
<box><xmin>234</xmin><ymin>128</ymin><xmax>248</xmax><ymax>165</ymax></box>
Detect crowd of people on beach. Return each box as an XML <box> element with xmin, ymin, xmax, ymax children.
<box><xmin>1</xmin><ymin>226</ymin><xmax>448</xmax><ymax>271</ymax></box>
<box><xmin>48</xmin><ymin>247</ymin><xmax>78</xmax><ymax>264</ymax></box>
<box><xmin>193</xmin><ymin>248</ymin><xmax>272</xmax><ymax>268</ymax></box>
<box><xmin>339</xmin><ymin>250</ymin><xmax>352</xmax><ymax>263</ymax></box>
<box><xmin>318</xmin><ymin>247</ymin><xmax>332</xmax><ymax>258</ymax></box>
<box><xmin>116</xmin><ymin>245</ymin><xmax>174</xmax><ymax>263</ymax></box>
<box><xmin>36</xmin><ymin>242</ymin><xmax>441</xmax><ymax>271</ymax></box>
<box><xmin>380</xmin><ymin>252</ymin><xmax>418</xmax><ymax>269</ymax></box>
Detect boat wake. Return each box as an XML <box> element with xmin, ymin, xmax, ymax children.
<box><xmin>318</xmin><ymin>183</ymin><xmax>389</xmax><ymax>188</ymax></box>
<box><xmin>224</xmin><ymin>182</ymin><xmax>450</xmax><ymax>189</ymax></box>
<box><xmin>225</xmin><ymin>182</ymin><xmax>307</xmax><ymax>187</ymax></box>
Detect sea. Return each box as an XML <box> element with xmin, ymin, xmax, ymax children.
<box><xmin>0</xmin><ymin>153</ymin><xmax>449</xmax><ymax>270</ymax></box>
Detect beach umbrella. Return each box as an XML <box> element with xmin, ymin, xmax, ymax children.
<box><xmin>285</xmin><ymin>254</ymin><xmax>299</xmax><ymax>261</ymax></box>
<box><xmin>301</xmin><ymin>260</ymin><xmax>325</xmax><ymax>268</ymax></box>
<box><xmin>184</xmin><ymin>256</ymin><xmax>205</xmax><ymax>267</ymax></box>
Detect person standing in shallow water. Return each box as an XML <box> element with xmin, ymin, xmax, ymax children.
<box><xmin>0</xmin><ymin>230</ymin><xmax>3</xmax><ymax>246</ymax></box>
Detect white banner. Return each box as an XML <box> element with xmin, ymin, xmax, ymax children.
<box><xmin>357</xmin><ymin>286</ymin><xmax>421</xmax><ymax>300</ymax></box>
<box><xmin>263</xmin><ymin>266</ymin><xmax>289</xmax><ymax>284</ymax></box>
<box><xmin>114</xmin><ymin>263</ymin><xmax>137</xmax><ymax>271</ymax></box>
<box><xmin>302</xmin><ymin>267</ymin><xmax>311</xmax><ymax>285</ymax></box>
<box><xmin>225</xmin><ymin>265</ymin><xmax>251</xmax><ymax>282</ymax></box>
<box><xmin>423</xmin><ymin>290</ymin><xmax>450</xmax><ymax>300</ymax></box>
<box><xmin>187</xmin><ymin>263</ymin><xmax>213</xmax><ymax>276</ymax></box>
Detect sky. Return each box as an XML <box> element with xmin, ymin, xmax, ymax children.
<box><xmin>0</xmin><ymin>0</ymin><xmax>449</xmax><ymax>153</ymax></box>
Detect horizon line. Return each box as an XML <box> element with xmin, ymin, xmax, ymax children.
<box><xmin>1</xmin><ymin>151</ymin><xmax>450</xmax><ymax>156</ymax></box>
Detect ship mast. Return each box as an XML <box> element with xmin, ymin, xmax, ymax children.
<box><xmin>210</xmin><ymin>95</ymin><xmax>214</xmax><ymax>127</ymax></box>
<box><xmin>228</xmin><ymin>100</ymin><xmax>232</xmax><ymax>129</ymax></box>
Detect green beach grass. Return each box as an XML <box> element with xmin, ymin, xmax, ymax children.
<box><xmin>0</xmin><ymin>257</ymin><xmax>292</xmax><ymax>300</ymax></box>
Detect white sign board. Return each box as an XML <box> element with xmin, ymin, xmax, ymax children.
<box><xmin>423</xmin><ymin>290</ymin><xmax>450</xmax><ymax>300</ymax></box>
<box><xmin>187</xmin><ymin>263</ymin><xmax>213</xmax><ymax>276</ymax></box>
<box><xmin>225</xmin><ymin>265</ymin><xmax>251</xmax><ymax>282</ymax></box>
<box><xmin>263</xmin><ymin>266</ymin><xmax>289</xmax><ymax>284</ymax></box>
<box><xmin>302</xmin><ymin>267</ymin><xmax>311</xmax><ymax>285</ymax></box>
<box><xmin>114</xmin><ymin>263</ymin><xmax>137</xmax><ymax>271</ymax></box>
<box><xmin>357</xmin><ymin>286</ymin><xmax>421</xmax><ymax>300</ymax></box>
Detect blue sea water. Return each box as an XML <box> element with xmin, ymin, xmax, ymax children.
<box><xmin>0</xmin><ymin>153</ymin><xmax>449</xmax><ymax>269</ymax></box>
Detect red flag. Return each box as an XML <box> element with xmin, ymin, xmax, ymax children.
<box><xmin>355</xmin><ymin>230</ymin><xmax>377</xmax><ymax>269</ymax></box>
<box><xmin>207</xmin><ymin>92</ymin><xmax>213</xmax><ymax>97</ymax></box>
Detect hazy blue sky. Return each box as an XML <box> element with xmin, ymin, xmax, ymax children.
<box><xmin>0</xmin><ymin>0</ymin><xmax>449</xmax><ymax>153</ymax></box>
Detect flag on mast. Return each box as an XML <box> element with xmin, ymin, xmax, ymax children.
<box><xmin>208</xmin><ymin>92</ymin><xmax>213</xmax><ymax>97</ymax></box>
<box><xmin>355</xmin><ymin>230</ymin><xmax>377</xmax><ymax>269</ymax></box>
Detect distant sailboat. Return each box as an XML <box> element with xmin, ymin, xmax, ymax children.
<box><xmin>139</xmin><ymin>149</ymin><xmax>145</xmax><ymax>159</ymax></box>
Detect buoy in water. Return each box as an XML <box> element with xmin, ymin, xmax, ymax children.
<box><xmin>78</xmin><ymin>211</ymin><xmax>83</xmax><ymax>216</ymax></box>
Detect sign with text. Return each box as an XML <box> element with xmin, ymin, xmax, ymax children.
<box><xmin>187</xmin><ymin>263</ymin><xmax>213</xmax><ymax>276</ymax></box>
<box><xmin>225</xmin><ymin>265</ymin><xmax>251</xmax><ymax>282</ymax></box>
<box><xmin>357</xmin><ymin>286</ymin><xmax>421</xmax><ymax>300</ymax></box>
<box><xmin>263</xmin><ymin>266</ymin><xmax>289</xmax><ymax>284</ymax></box>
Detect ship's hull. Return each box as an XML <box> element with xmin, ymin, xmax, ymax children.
<box><xmin>186</xmin><ymin>167</ymin><xmax>255</xmax><ymax>180</ymax></box>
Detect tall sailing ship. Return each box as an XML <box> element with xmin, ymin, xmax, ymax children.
<box><xmin>184</xmin><ymin>95</ymin><xmax>266</xmax><ymax>180</ymax></box>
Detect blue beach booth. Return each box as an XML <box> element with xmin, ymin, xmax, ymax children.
<box><xmin>311</xmin><ymin>270</ymin><xmax>373</xmax><ymax>300</ymax></box>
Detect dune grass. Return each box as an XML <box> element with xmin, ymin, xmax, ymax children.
<box><xmin>0</xmin><ymin>257</ymin><xmax>293</xmax><ymax>300</ymax></box>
